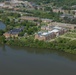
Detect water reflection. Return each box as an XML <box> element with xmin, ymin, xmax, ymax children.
<box><xmin>5</xmin><ymin>45</ymin><xmax>76</xmax><ymax>61</ymax></box>
<box><xmin>0</xmin><ymin>45</ymin><xmax>76</xmax><ymax>75</ymax></box>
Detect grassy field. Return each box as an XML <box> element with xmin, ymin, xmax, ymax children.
<box><xmin>59</xmin><ymin>32</ymin><xmax>76</xmax><ymax>40</ymax></box>
<box><xmin>64</xmin><ymin>32</ymin><xmax>76</xmax><ymax>38</ymax></box>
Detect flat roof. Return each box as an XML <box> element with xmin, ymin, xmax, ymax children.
<box><xmin>51</xmin><ymin>29</ymin><xmax>59</xmax><ymax>33</ymax></box>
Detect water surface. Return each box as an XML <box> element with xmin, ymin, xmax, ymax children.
<box><xmin>0</xmin><ymin>45</ymin><xmax>76</xmax><ymax>75</ymax></box>
<box><xmin>0</xmin><ymin>21</ymin><xmax>6</xmax><ymax>30</ymax></box>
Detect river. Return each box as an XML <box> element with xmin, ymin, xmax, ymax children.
<box><xmin>0</xmin><ymin>45</ymin><xmax>76</xmax><ymax>75</ymax></box>
<box><xmin>0</xmin><ymin>21</ymin><xmax>76</xmax><ymax>75</ymax></box>
<box><xmin>0</xmin><ymin>21</ymin><xmax>6</xmax><ymax>30</ymax></box>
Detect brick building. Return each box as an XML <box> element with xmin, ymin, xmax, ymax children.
<box><xmin>35</xmin><ymin>26</ymin><xmax>66</xmax><ymax>41</ymax></box>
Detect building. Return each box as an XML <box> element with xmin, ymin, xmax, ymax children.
<box><xmin>3</xmin><ymin>27</ymin><xmax>24</xmax><ymax>38</ymax></box>
<box><xmin>11</xmin><ymin>0</ymin><xmax>19</xmax><ymax>3</ymax></box>
<box><xmin>71</xmin><ymin>10</ymin><xmax>76</xmax><ymax>15</ymax></box>
<box><xmin>0</xmin><ymin>3</ymin><xmax>4</xmax><ymax>8</ymax></box>
<box><xmin>35</xmin><ymin>31</ymin><xmax>56</xmax><ymax>41</ymax></box>
<box><xmin>41</xmin><ymin>19</ymin><xmax>53</xmax><ymax>23</ymax></box>
<box><xmin>52</xmin><ymin>8</ymin><xmax>67</xmax><ymax>14</ymax></box>
<box><xmin>20</xmin><ymin>16</ymin><xmax>39</xmax><ymax>21</ymax></box>
<box><xmin>35</xmin><ymin>26</ymin><xmax>66</xmax><ymax>41</ymax></box>
<box><xmin>41</xmin><ymin>25</ymin><xmax>53</xmax><ymax>31</ymax></box>
<box><xmin>3</xmin><ymin>32</ymin><xmax>11</xmax><ymax>38</ymax></box>
<box><xmin>60</xmin><ymin>14</ymin><xmax>74</xmax><ymax>19</ymax></box>
<box><xmin>49</xmin><ymin>22</ymin><xmax>76</xmax><ymax>30</ymax></box>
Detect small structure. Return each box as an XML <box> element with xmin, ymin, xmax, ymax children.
<box><xmin>41</xmin><ymin>19</ymin><xmax>53</xmax><ymax>23</ymax></box>
<box><xmin>3</xmin><ymin>32</ymin><xmax>11</xmax><ymax>38</ymax></box>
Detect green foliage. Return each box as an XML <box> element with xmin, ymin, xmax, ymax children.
<box><xmin>19</xmin><ymin>32</ymin><xmax>25</xmax><ymax>36</ymax></box>
<box><xmin>6</xmin><ymin>37</ymin><xmax>76</xmax><ymax>54</ymax></box>
<box><xmin>24</xmin><ymin>0</ymin><xmax>76</xmax><ymax>6</ymax></box>
<box><xmin>0</xmin><ymin>30</ymin><xmax>4</xmax><ymax>36</ymax></box>
<box><xmin>0</xmin><ymin>36</ymin><xmax>6</xmax><ymax>44</ymax></box>
<box><xmin>6</xmin><ymin>13</ymin><xmax>21</xmax><ymax>18</ymax></box>
<box><xmin>60</xmin><ymin>16</ymin><xmax>76</xmax><ymax>24</ymax></box>
<box><xmin>25</xmin><ymin>10</ymin><xmax>59</xmax><ymax>19</ymax></box>
<box><xmin>44</xmin><ymin>6</ymin><xmax>52</xmax><ymax>11</ymax></box>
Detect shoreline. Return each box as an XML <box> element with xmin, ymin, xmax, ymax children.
<box><xmin>1</xmin><ymin>43</ymin><xmax>76</xmax><ymax>55</ymax></box>
<box><xmin>5</xmin><ymin>38</ymin><xmax>76</xmax><ymax>55</ymax></box>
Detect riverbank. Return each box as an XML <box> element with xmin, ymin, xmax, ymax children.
<box><xmin>4</xmin><ymin>37</ymin><xmax>76</xmax><ymax>55</ymax></box>
<box><xmin>0</xmin><ymin>34</ymin><xmax>76</xmax><ymax>55</ymax></box>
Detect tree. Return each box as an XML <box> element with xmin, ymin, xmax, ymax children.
<box><xmin>19</xmin><ymin>32</ymin><xmax>25</xmax><ymax>36</ymax></box>
<box><xmin>0</xmin><ymin>30</ymin><xmax>4</xmax><ymax>36</ymax></box>
<box><xmin>0</xmin><ymin>36</ymin><xmax>6</xmax><ymax>44</ymax></box>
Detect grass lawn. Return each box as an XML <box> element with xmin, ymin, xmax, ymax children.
<box><xmin>64</xmin><ymin>32</ymin><xmax>76</xmax><ymax>38</ymax></box>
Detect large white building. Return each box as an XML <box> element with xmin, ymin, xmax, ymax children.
<box><xmin>0</xmin><ymin>3</ymin><xmax>4</xmax><ymax>7</ymax></box>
